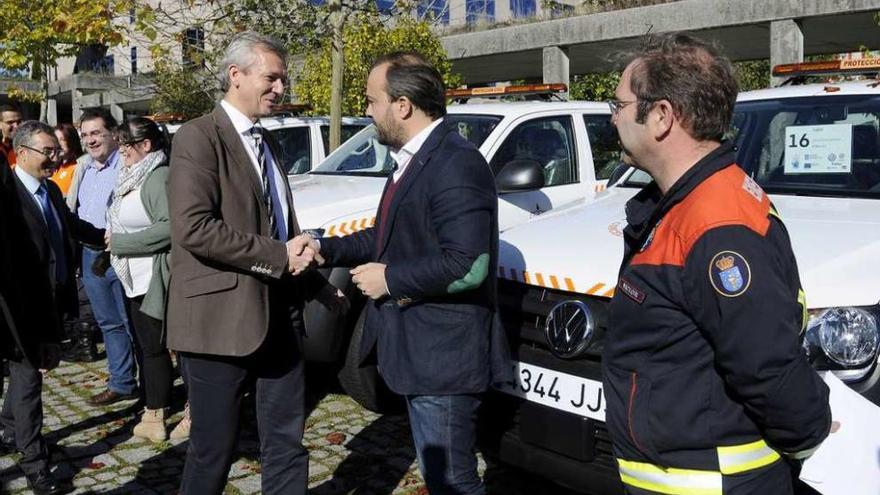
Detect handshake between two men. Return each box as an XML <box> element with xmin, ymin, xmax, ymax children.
<box><xmin>285</xmin><ymin>234</ymin><xmax>390</xmax><ymax>300</ymax></box>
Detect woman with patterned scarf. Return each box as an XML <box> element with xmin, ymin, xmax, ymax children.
<box><xmin>106</xmin><ymin>117</ymin><xmax>187</xmax><ymax>442</ymax></box>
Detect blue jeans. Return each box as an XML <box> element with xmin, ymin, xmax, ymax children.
<box><xmin>405</xmin><ymin>394</ymin><xmax>484</xmax><ymax>495</ymax></box>
<box><xmin>81</xmin><ymin>247</ymin><xmax>137</xmax><ymax>394</ymax></box>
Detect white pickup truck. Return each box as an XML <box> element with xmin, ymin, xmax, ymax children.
<box><xmin>288</xmin><ymin>85</ymin><xmax>624</xmax><ymax>411</ymax></box>
<box><xmin>482</xmin><ymin>61</ymin><xmax>880</xmax><ymax>494</ymax></box>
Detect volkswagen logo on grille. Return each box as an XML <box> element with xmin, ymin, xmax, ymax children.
<box><xmin>545</xmin><ymin>300</ymin><xmax>595</xmax><ymax>358</ymax></box>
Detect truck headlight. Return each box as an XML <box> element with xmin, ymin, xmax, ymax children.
<box><xmin>805</xmin><ymin>306</ymin><xmax>880</xmax><ymax>382</ymax></box>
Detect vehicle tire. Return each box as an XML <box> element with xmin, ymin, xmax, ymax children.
<box><xmin>337</xmin><ymin>308</ymin><xmax>404</xmax><ymax>414</ymax></box>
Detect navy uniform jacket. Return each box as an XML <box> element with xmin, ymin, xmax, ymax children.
<box><xmin>603</xmin><ymin>142</ymin><xmax>831</xmax><ymax>471</ymax></box>
<box><xmin>320</xmin><ymin>122</ymin><xmax>511</xmax><ymax>395</ymax></box>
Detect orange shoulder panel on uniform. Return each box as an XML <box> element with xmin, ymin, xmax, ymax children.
<box><xmin>50</xmin><ymin>161</ymin><xmax>76</xmax><ymax>196</ymax></box>
<box><xmin>631</xmin><ymin>165</ymin><xmax>771</xmax><ymax>267</ymax></box>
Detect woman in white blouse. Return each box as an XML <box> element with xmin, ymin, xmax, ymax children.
<box><xmin>107</xmin><ymin>118</ymin><xmax>188</xmax><ymax>441</ymax></box>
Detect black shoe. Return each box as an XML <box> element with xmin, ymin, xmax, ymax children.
<box><xmin>61</xmin><ymin>322</ymin><xmax>99</xmax><ymax>363</ymax></box>
<box><xmin>0</xmin><ymin>436</ymin><xmax>15</xmax><ymax>455</ymax></box>
<box><xmin>25</xmin><ymin>468</ymin><xmax>69</xmax><ymax>495</ymax></box>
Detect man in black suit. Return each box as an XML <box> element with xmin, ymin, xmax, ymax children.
<box><xmin>291</xmin><ymin>52</ymin><xmax>510</xmax><ymax>494</ymax></box>
<box><xmin>1</xmin><ymin>121</ymin><xmax>102</xmax><ymax>494</ymax></box>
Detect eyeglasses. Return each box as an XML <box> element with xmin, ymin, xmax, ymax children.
<box><xmin>19</xmin><ymin>144</ymin><xmax>63</xmax><ymax>159</ymax></box>
<box><xmin>79</xmin><ymin>130</ymin><xmax>108</xmax><ymax>140</ymax></box>
<box><xmin>608</xmin><ymin>100</ymin><xmax>638</xmax><ymax>115</ymax></box>
<box><xmin>120</xmin><ymin>138</ymin><xmax>145</xmax><ymax>148</ymax></box>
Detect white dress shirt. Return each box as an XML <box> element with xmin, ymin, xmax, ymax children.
<box><xmin>220</xmin><ymin>99</ymin><xmax>291</xmax><ymax>237</ymax></box>
<box><xmin>389</xmin><ymin>118</ymin><xmax>444</xmax><ymax>183</ymax></box>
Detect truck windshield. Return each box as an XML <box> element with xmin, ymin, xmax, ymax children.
<box><xmin>311</xmin><ymin>114</ymin><xmax>502</xmax><ymax>176</ymax></box>
<box><xmin>623</xmin><ymin>94</ymin><xmax>880</xmax><ymax>198</ymax></box>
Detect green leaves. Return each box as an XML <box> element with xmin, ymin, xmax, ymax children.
<box><xmin>294</xmin><ymin>13</ymin><xmax>461</xmax><ymax>115</ymax></box>
<box><xmin>0</xmin><ymin>0</ymin><xmax>124</xmax><ymax>82</ymax></box>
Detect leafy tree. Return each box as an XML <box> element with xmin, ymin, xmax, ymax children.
<box><xmin>569</xmin><ymin>71</ymin><xmax>620</xmax><ymax>101</ymax></box>
<box><xmin>0</xmin><ymin>0</ymin><xmax>124</xmax><ymax>120</ymax></box>
<box><xmin>148</xmin><ymin>60</ymin><xmax>216</xmax><ymax>117</ymax></box>
<box><xmin>734</xmin><ymin>60</ymin><xmax>770</xmax><ymax>92</ymax></box>
<box><xmin>295</xmin><ymin>13</ymin><xmax>461</xmax><ymax>117</ymax></box>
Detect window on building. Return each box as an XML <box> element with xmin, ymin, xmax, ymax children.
<box><xmin>510</xmin><ymin>0</ymin><xmax>535</xmax><ymax>18</ymax></box>
<box><xmin>546</xmin><ymin>0</ymin><xmax>574</xmax><ymax>18</ymax></box>
<box><xmin>182</xmin><ymin>27</ymin><xmax>205</xmax><ymax>69</ymax></box>
<box><xmin>130</xmin><ymin>46</ymin><xmax>137</xmax><ymax>74</ymax></box>
<box><xmin>74</xmin><ymin>44</ymin><xmax>114</xmax><ymax>74</ymax></box>
<box><xmin>376</xmin><ymin>0</ymin><xmax>395</xmax><ymax>13</ymax></box>
<box><xmin>418</xmin><ymin>0</ymin><xmax>450</xmax><ymax>23</ymax></box>
<box><xmin>466</xmin><ymin>0</ymin><xmax>495</xmax><ymax>24</ymax></box>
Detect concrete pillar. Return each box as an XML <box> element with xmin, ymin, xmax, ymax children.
<box><xmin>495</xmin><ymin>0</ymin><xmax>511</xmax><ymax>23</ymax></box>
<box><xmin>109</xmin><ymin>103</ymin><xmax>124</xmax><ymax>124</ymax></box>
<box><xmin>770</xmin><ymin>19</ymin><xmax>804</xmax><ymax>86</ymax></box>
<box><xmin>450</xmin><ymin>0</ymin><xmax>467</xmax><ymax>26</ymax></box>
<box><xmin>71</xmin><ymin>89</ymin><xmax>83</xmax><ymax>124</ymax></box>
<box><xmin>543</xmin><ymin>46</ymin><xmax>570</xmax><ymax>90</ymax></box>
<box><xmin>46</xmin><ymin>98</ymin><xmax>58</xmax><ymax>126</ymax></box>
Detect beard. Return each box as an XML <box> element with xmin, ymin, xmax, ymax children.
<box><xmin>375</xmin><ymin>119</ymin><xmax>406</xmax><ymax>150</ymax></box>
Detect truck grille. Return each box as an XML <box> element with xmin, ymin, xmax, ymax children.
<box><xmin>498</xmin><ymin>278</ymin><xmax>610</xmax><ymax>367</ymax></box>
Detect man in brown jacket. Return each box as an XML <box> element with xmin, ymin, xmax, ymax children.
<box><xmin>167</xmin><ymin>31</ymin><xmax>321</xmax><ymax>495</ymax></box>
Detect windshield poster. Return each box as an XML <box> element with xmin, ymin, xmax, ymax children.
<box><xmin>783</xmin><ymin>123</ymin><xmax>853</xmax><ymax>174</ymax></box>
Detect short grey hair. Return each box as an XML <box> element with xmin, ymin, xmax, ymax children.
<box><xmin>12</xmin><ymin>120</ymin><xmax>55</xmax><ymax>150</ymax></box>
<box><xmin>217</xmin><ymin>31</ymin><xmax>288</xmax><ymax>92</ymax></box>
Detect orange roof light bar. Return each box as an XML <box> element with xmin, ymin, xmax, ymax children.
<box><xmin>772</xmin><ymin>59</ymin><xmax>880</xmax><ymax>77</ymax></box>
<box><xmin>146</xmin><ymin>113</ymin><xmax>190</xmax><ymax>123</ymax></box>
<box><xmin>446</xmin><ymin>83</ymin><xmax>568</xmax><ymax>98</ymax></box>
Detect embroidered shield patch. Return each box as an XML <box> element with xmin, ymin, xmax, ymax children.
<box><xmin>709</xmin><ymin>251</ymin><xmax>751</xmax><ymax>297</ymax></box>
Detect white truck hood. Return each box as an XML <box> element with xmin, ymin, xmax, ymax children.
<box><xmin>773</xmin><ymin>195</ymin><xmax>880</xmax><ymax>308</ymax></box>
<box><xmin>500</xmin><ymin>187</ymin><xmax>880</xmax><ymax>309</ymax></box>
<box><xmin>499</xmin><ymin>187</ymin><xmax>637</xmax><ymax>298</ymax></box>
<box><xmin>289</xmin><ymin>173</ymin><xmax>385</xmax><ymax>235</ymax></box>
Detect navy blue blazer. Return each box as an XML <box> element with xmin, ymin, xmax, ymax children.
<box><xmin>321</xmin><ymin>122</ymin><xmax>512</xmax><ymax>395</ymax></box>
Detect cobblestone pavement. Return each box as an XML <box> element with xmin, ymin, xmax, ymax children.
<box><xmin>0</xmin><ymin>351</ymin><xmax>578</xmax><ymax>494</ymax></box>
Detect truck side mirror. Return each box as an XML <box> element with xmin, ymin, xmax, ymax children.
<box><xmin>496</xmin><ymin>159</ymin><xmax>545</xmax><ymax>193</ymax></box>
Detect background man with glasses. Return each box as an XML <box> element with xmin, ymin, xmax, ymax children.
<box><xmin>3</xmin><ymin>121</ymin><xmax>102</xmax><ymax>494</ymax></box>
<box><xmin>66</xmin><ymin>108</ymin><xmax>139</xmax><ymax>406</ymax></box>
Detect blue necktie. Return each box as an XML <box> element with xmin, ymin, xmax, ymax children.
<box><xmin>36</xmin><ymin>183</ymin><xmax>67</xmax><ymax>284</ymax></box>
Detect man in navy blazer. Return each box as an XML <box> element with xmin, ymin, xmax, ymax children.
<box><xmin>291</xmin><ymin>52</ymin><xmax>510</xmax><ymax>494</ymax></box>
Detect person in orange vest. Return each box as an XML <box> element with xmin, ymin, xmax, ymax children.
<box><xmin>0</xmin><ymin>104</ymin><xmax>23</xmax><ymax>167</ymax></box>
<box><xmin>51</xmin><ymin>123</ymin><xmax>84</xmax><ymax>197</ymax></box>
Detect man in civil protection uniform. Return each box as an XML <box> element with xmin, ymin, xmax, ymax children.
<box><xmin>603</xmin><ymin>32</ymin><xmax>833</xmax><ymax>494</ymax></box>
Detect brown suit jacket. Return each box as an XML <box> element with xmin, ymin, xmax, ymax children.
<box><xmin>167</xmin><ymin>104</ymin><xmax>307</xmax><ymax>356</ymax></box>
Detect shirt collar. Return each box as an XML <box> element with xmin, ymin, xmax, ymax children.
<box><xmin>390</xmin><ymin>118</ymin><xmax>444</xmax><ymax>167</ymax></box>
<box><xmin>221</xmin><ymin>99</ymin><xmax>260</xmax><ymax>136</ymax></box>
<box><xmin>90</xmin><ymin>148</ymin><xmax>120</xmax><ymax>171</ymax></box>
<box><xmin>14</xmin><ymin>164</ymin><xmax>43</xmax><ymax>195</ymax></box>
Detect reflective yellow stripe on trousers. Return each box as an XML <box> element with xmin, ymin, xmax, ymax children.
<box><xmin>618</xmin><ymin>440</ymin><xmax>780</xmax><ymax>494</ymax></box>
<box><xmin>618</xmin><ymin>459</ymin><xmax>722</xmax><ymax>495</ymax></box>
<box><xmin>716</xmin><ymin>439</ymin><xmax>780</xmax><ymax>475</ymax></box>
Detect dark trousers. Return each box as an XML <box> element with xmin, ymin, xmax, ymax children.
<box><xmin>126</xmin><ymin>296</ymin><xmax>172</xmax><ymax>409</ymax></box>
<box><xmin>0</xmin><ymin>358</ymin><xmax>49</xmax><ymax>475</ymax></box>
<box><xmin>179</xmin><ymin>321</ymin><xmax>307</xmax><ymax>495</ymax></box>
<box><xmin>405</xmin><ymin>393</ymin><xmax>484</xmax><ymax>495</ymax></box>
